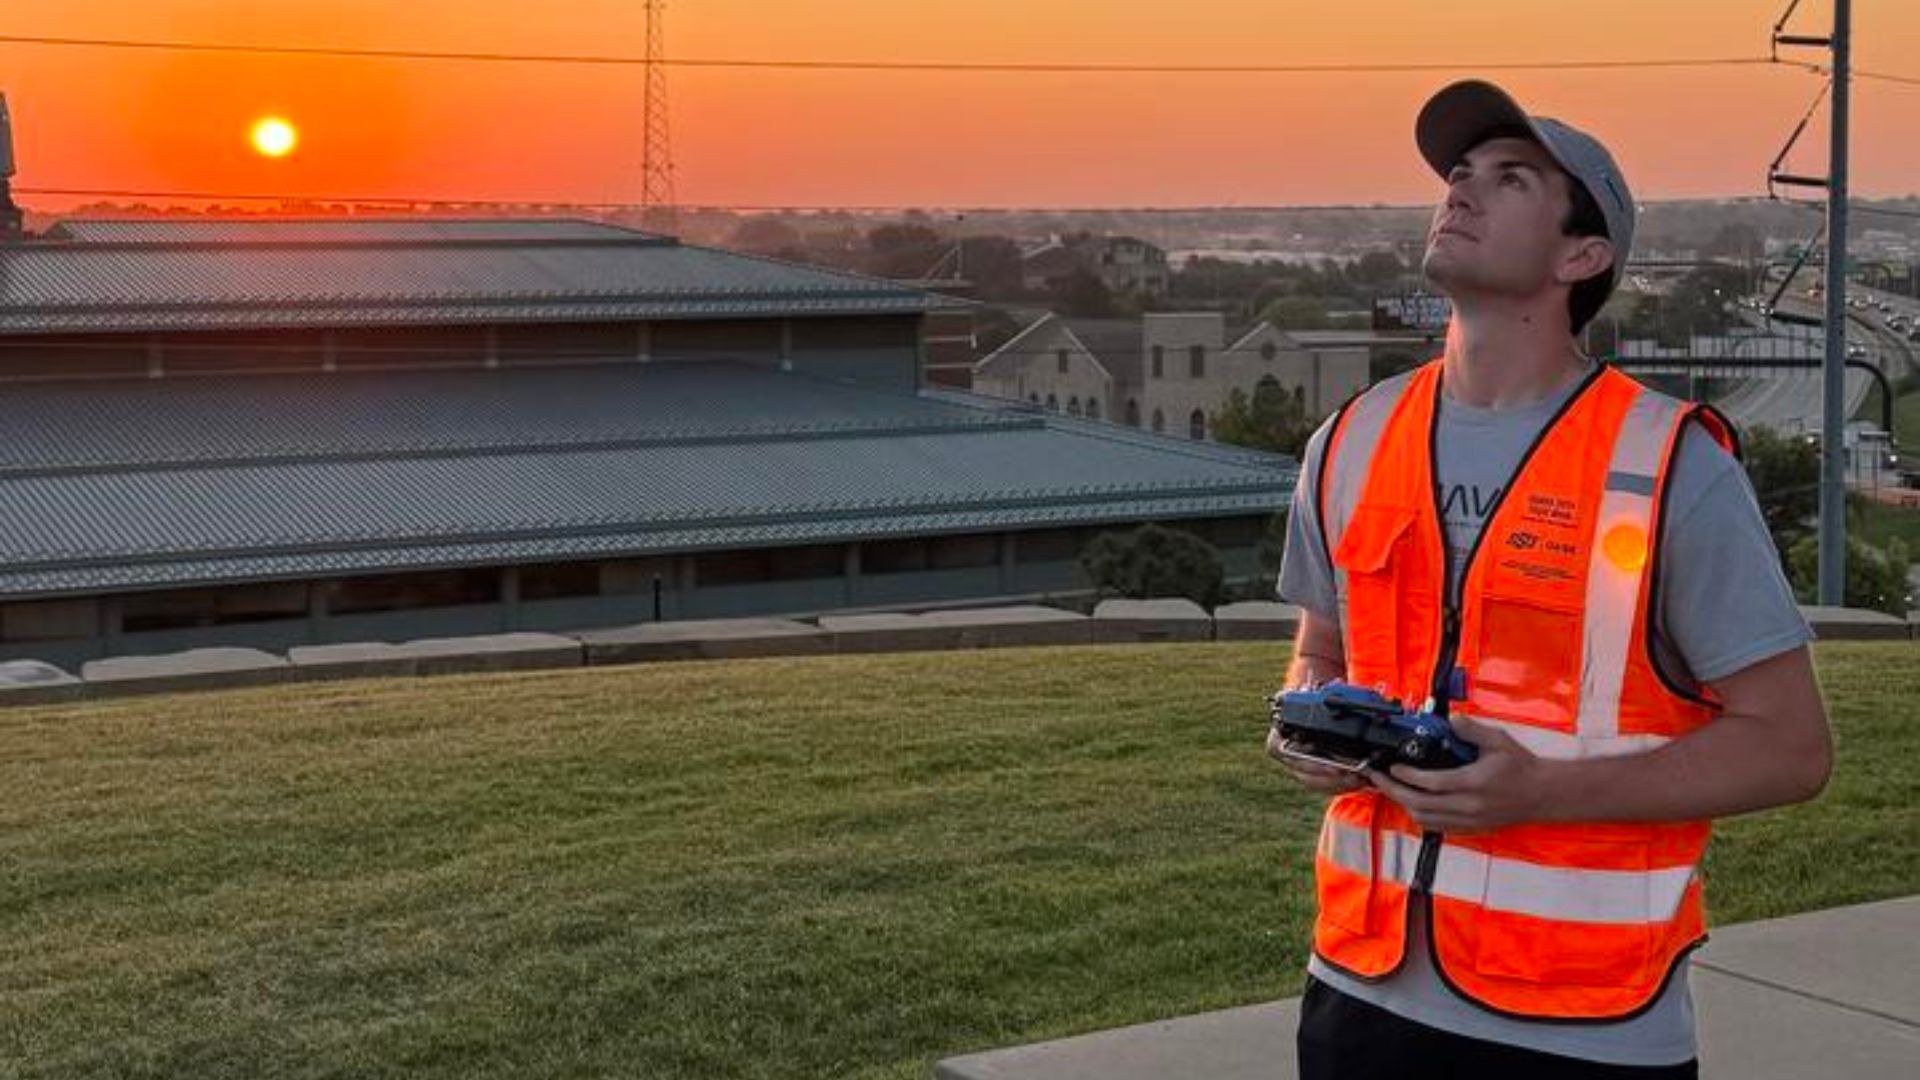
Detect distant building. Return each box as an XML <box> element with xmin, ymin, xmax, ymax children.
<box><xmin>972</xmin><ymin>311</ymin><xmax>1370</xmax><ymax>441</ymax></box>
<box><xmin>0</xmin><ymin>219</ymin><xmax>1292</xmax><ymax>667</ymax></box>
<box><xmin>1020</xmin><ymin>235</ymin><xmax>1170</xmax><ymax>297</ymax></box>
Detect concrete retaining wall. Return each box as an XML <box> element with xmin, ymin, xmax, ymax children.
<box><xmin>2</xmin><ymin>602</ymin><xmax>1907</xmax><ymax>706</ymax></box>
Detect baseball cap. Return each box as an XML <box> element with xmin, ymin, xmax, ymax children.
<box><xmin>1414</xmin><ymin>79</ymin><xmax>1635</xmax><ymax>293</ymax></box>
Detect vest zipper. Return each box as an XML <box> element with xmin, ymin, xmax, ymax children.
<box><xmin>1408</xmin><ymin>363</ymin><xmax>1603</xmax><ymax>894</ymax></box>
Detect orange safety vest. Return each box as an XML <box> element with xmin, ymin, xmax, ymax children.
<box><xmin>1310</xmin><ymin>357</ymin><xmax>1739</xmax><ymax>1021</ymax></box>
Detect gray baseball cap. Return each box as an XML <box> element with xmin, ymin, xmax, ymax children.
<box><xmin>1414</xmin><ymin>79</ymin><xmax>1635</xmax><ymax>292</ymax></box>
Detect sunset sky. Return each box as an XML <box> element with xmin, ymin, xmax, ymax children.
<box><xmin>4</xmin><ymin>1</ymin><xmax>1918</xmax><ymax>210</ymax></box>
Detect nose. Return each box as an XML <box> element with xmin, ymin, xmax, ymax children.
<box><xmin>1444</xmin><ymin>173</ymin><xmax>1478</xmax><ymax>214</ymax></box>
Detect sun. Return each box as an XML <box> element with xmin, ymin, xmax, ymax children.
<box><xmin>250</xmin><ymin>117</ymin><xmax>298</xmax><ymax>158</ymax></box>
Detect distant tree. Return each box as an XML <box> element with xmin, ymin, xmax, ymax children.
<box><xmin>1787</xmin><ymin>533</ymin><xmax>1911</xmax><ymax>616</ymax></box>
<box><xmin>728</xmin><ymin>216</ymin><xmax>801</xmax><ymax>254</ymax></box>
<box><xmin>1080</xmin><ymin>523</ymin><xmax>1227</xmax><ymax>608</ymax></box>
<box><xmin>1259</xmin><ymin>295</ymin><xmax>1331</xmax><ymax>330</ymax></box>
<box><xmin>1351</xmin><ymin>250</ymin><xmax>1408</xmax><ymax>288</ymax></box>
<box><xmin>1743</xmin><ymin>426</ymin><xmax>1821</xmax><ymax>559</ymax></box>
<box><xmin>865</xmin><ymin>224</ymin><xmax>948</xmax><ymax>279</ymax></box>
<box><xmin>957</xmin><ymin>236</ymin><xmax>1027</xmax><ymax>299</ymax></box>
<box><xmin>1665</xmin><ymin>265</ymin><xmax>1750</xmax><ymax>338</ymax></box>
<box><xmin>1210</xmin><ymin>380</ymin><xmax>1315</xmax><ymax>457</ymax></box>
<box><xmin>1052</xmin><ymin>268</ymin><xmax>1118</xmax><ymax>318</ymax></box>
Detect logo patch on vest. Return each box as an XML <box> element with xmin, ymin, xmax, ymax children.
<box><xmin>1499</xmin><ymin>494</ymin><xmax>1584</xmax><ymax>584</ymax></box>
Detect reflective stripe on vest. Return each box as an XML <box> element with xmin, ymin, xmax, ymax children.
<box><xmin>1323</xmin><ymin>370</ymin><xmax>1416</xmax><ymax>556</ymax></box>
<box><xmin>1575</xmin><ymin>387</ymin><xmax>1686</xmax><ymax>743</ymax></box>
<box><xmin>1320</xmin><ymin>816</ymin><xmax>1696</xmax><ymax>926</ymax></box>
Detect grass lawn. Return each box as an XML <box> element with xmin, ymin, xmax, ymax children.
<box><xmin>3</xmin><ymin>643</ymin><xmax>1915</xmax><ymax>1079</ymax></box>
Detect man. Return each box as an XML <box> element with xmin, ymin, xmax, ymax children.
<box><xmin>1270</xmin><ymin>80</ymin><xmax>1833</xmax><ymax>1078</ymax></box>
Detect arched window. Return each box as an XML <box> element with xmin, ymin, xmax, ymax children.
<box><xmin>1189</xmin><ymin>345</ymin><xmax>1206</xmax><ymax>378</ymax></box>
<box><xmin>1151</xmin><ymin>345</ymin><xmax>1165</xmax><ymax>378</ymax></box>
<box><xmin>1151</xmin><ymin>408</ymin><xmax>1165</xmax><ymax>433</ymax></box>
<box><xmin>1029</xmin><ymin>392</ymin><xmax>1040</xmax><ymax>404</ymax></box>
<box><xmin>1256</xmin><ymin>374</ymin><xmax>1282</xmax><ymax>398</ymax></box>
<box><xmin>1086</xmin><ymin>397</ymin><xmax>1101</xmax><ymax>421</ymax></box>
<box><xmin>1057</xmin><ymin>348</ymin><xmax>1070</xmax><ymax>374</ymax></box>
<box><xmin>1067</xmin><ymin>396</ymin><xmax>1081</xmax><ymax>417</ymax></box>
<box><xmin>1260</xmin><ymin>341</ymin><xmax>1278</xmax><ymax>362</ymax></box>
<box><xmin>1125</xmin><ymin>399</ymin><xmax>1141</xmax><ymax>427</ymax></box>
<box><xmin>1189</xmin><ymin>409</ymin><xmax>1207</xmax><ymax>440</ymax></box>
<box><xmin>1045</xmin><ymin>393</ymin><xmax>1059</xmax><ymax>412</ymax></box>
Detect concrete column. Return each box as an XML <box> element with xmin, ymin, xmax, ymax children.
<box><xmin>501</xmin><ymin>567</ymin><xmax>521</xmax><ymax>630</ymax></box>
<box><xmin>146</xmin><ymin>336</ymin><xmax>164</xmax><ymax>379</ymax></box>
<box><xmin>636</xmin><ymin>322</ymin><xmax>652</xmax><ymax>364</ymax></box>
<box><xmin>307</xmin><ymin>579</ymin><xmax>332</xmax><ymax>642</ymax></box>
<box><xmin>844</xmin><ymin>542</ymin><xmax>861</xmax><ymax>607</ymax></box>
<box><xmin>100</xmin><ymin>596</ymin><xmax>123</xmax><ymax>648</ymax></box>
<box><xmin>322</xmin><ymin>331</ymin><xmax>338</xmax><ymax>374</ymax></box>
<box><xmin>780</xmin><ymin>319</ymin><xmax>794</xmax><ymax>373</ymax></box>
<box><xmin>484</xmin><ymin>326</ymin><xmax>500</xmax><ymax>369</ymax></box>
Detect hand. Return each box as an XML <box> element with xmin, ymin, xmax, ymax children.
<box><xmin>1267</xmin><ymin>726</ymin><xmax>1370</xmax><ymax>795</ymax></box>
<box><xmin>1367</xmin><ymin>715</ymin><xmax>1549</xmax><ymax>832</ymax></box>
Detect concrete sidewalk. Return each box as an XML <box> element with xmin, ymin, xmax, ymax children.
<box><xmin>935</xmin><ymin>896</ymin><xmax>1919</xmax><ymax>1079</ymax></box>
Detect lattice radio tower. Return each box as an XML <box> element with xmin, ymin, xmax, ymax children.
<box><xmin>640</xmin><ymin>0</ymin><xmax>677</xmax><ymax>232</ymax></box>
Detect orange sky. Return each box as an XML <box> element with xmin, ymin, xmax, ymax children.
<box><xmin>4</xmin><ymin>1</ymin><xmax>1918</xmax><ymax>209</ymax></box>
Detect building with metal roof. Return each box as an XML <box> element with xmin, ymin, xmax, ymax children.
<box><xmin>0</xmin><ymin>219</ymin><xmax>1293</xmax><ymax>667</ymax></box>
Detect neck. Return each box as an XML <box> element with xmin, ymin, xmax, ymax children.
<box><xmin>1440</xmin><ymin>295</ymin><xmax>1588</xmax><ymax>409</ymax></box>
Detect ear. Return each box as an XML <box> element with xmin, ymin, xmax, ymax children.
<box><xmin>1556</xmin><ymin>235</ymin><xmax>1614</xmax><ymax>287</ymax></box>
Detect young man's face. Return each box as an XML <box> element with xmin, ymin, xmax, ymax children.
<box><xmin>1420</xmin><ymin>135</ymin><xmax>1608</xmax><ymax>309</ymax></box>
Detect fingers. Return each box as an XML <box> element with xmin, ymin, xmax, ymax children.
<box><xmin>1370</xmin><ymin>768</ymin><xmax>1485</xmax><ymax>831</ymax></box>
<box><xmin>1387</xmin><ymin>763</ymin><xmax>1464</xmax><ymax>792</ymax></box>
<box><xmin>1265</xmin><ymin>737</ymin><xmax>1367</xmax><ymax>793</ymax></box>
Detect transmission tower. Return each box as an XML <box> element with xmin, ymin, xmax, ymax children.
<box><xmin>640</xmin><ymin>0</ymin><xmax>677</xmax><ymax>233</ymax></box>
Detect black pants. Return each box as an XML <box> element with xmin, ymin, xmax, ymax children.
<box><xmin>1297</xmin><ymin>977</ymin><xmax>1699</xmax><ymax>1080</ymax></box>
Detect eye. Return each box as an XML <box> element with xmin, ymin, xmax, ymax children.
<box><xmin>1500</xmin><ymin>173</ymin><xmax>1525</xmax><ymax>188</ymax></box>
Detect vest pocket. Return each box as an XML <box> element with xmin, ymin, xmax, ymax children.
<box><xmin>1333</xmin><ymin>505</ymin><xmax>1416</xmax><ymax>682</ymax></box>
<box><xmin>1469</xmin><ymin>591</ymin><xmax>1582</xmax><ymax>730</ymax></box>
<box><xmin>1469</xmin><ymin>838</ymin><xmax>1656</xmax><ymax>987</ymax></box>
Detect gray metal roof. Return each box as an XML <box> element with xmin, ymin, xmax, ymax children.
<box><xmin>46</xmin><ymin>219</ymin><xmax>644</xmax><ymax>245</ymax></box>
<box><xmin>0</xmin><ymin>361</ymin><xmax>1295</xmax><ymax>598</ymax></box>
<box><xmin>0</xmin><ymin>218</ymin><xmax>940</xmax><ymax>334</ymax></box>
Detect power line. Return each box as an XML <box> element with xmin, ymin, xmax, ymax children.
<box><xmin>0</xmin><ymin>33</ymin><xmax>1786</xmax><ymax>74</ymax></box>
<box><xmin>1857</xmin><ymin>69</ymin><xmax>1920</xmax><ymax>88</ymax></box>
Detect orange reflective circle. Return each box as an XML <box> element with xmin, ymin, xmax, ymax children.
<box><xmin>1602</xmin><ymin>523</ymin><xmax>1649</xmax><ymax>572</ymax></box>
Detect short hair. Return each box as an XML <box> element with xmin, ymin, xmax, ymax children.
<box><xmin>1466</xmin><ymin>125</ymin><xmax>1613</xmax><ymax>333</ymax></box>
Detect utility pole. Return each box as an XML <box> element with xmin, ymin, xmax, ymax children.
<box><xmin>1819</xmin><ymin>0</ymin><xmax>1851</xmax><ymax>606</ymax></box>
<box><xmin>1772</xmin><ymin>0</ymin><xmax>1851</xmax><ymax>604</ymax></box>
